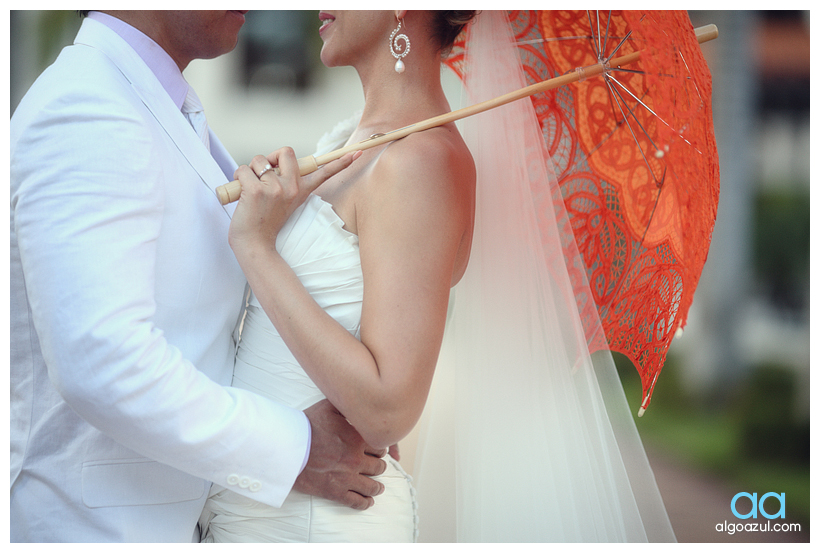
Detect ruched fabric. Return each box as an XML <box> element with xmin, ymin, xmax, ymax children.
<box><xmin>200</xmin><ymin>194</ymin><xmax>417</xmax><ymax>543</ymax></box>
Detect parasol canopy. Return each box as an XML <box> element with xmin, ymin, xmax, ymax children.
<box><xmin>447</xmin><ymin>10</ymin><xmax>720</xmax><ymax>414</ymax></box>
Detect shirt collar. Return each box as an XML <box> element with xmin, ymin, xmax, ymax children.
<box><xmin>88</xmin><ymin>11</ymin><xmax>190</xmax><ymax>110</ymax></box>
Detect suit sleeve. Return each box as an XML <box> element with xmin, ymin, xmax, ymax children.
<box><xmin>11</xmin><ymin>73</ymin><xmax>308</xmax><ymax>508</ymax></box>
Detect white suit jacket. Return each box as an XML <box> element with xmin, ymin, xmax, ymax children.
<box><xmin>10</xmin><ymin>18</ymin><xmax>309</xmax><ymax>542</ymax></box>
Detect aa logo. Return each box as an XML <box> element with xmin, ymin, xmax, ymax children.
<box><xmin>731</xmin><ymin>492</ymin><xmax>786</xmax><ymax>519</ymax></box>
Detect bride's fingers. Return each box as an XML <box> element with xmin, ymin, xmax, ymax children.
<box><xmin>261</xmin><ymin>148</ymin><xmax>301</xmax><ymax>202</ymax></box>
<box><xmin>266</xmin><ymin>147</ymin><xmax>297</xmax><ymax>178</ymax></box>
<box><xmin>302</xmin><ymin>151</ymin><xmax>363</xmax><ymax>193</ymax></box>
<box><xmin>241</xmin><ymin>148</ymin><xmax>361</xmax><ymax>207</ymax></box>
<box><xmin>233</xmin><ymin>163</ymin><xmax>254</xmax><ymax>183</ymax></box>
<box><xmin>250</xmin><ymin>155</ymin><xmax>276</xmax><ymax>179</ymax></box>
<box><xmin>232</xmin><ymin>156</ymin><xmax>276</xmax><ymax>202</ymax></box>
<box><xmin>232</xmin><ymin>164</ymin><xmax>260</xmax><ymax>198</ymax></box>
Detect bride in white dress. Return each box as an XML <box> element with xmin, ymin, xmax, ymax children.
<box><xmin>200</xmin><ymin>10</ymin><xmax>476</xmax><ymax>542</ymax></box>
<box><xmin>202</xmin><ymin>10</ymin><xmax>675</xmax><ymax>543</ymax></box>
<box><xmin>200</xmin><ymin>189</ymin><xmax>420</xmax><ymax>542</ymax></box>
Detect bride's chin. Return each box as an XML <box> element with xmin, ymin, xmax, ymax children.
<box><xmin>319</xmin><ymin>48</ymin><xmax>339</xmax><ymax>69</ymax></box>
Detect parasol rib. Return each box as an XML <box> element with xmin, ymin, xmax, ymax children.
<box><xmin>604</xmin><ymin>77</ymin><xmax>662</xmax><ymax>185</ymax></box>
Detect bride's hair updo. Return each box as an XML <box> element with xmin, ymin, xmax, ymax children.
<box><xmin>430</xmin><ymin>10</ymin><xmax>479</xmax><ymax>55</ymax></box>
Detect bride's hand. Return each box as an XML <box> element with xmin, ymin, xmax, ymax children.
<box><xmin>228</xmin><ymin>148</ymin><xmax>360</xmax><ymax>256</ymax></box>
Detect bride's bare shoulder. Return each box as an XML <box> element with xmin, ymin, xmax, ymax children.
<box><xmin>369</xmin><ymin>126</ymin><xmax>475</xmax><ymax>200</ymax></box>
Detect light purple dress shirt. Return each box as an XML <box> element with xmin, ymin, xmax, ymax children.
<box><xmin>88</xmin><ymin>11</ymin><xmax>189</xmax><ymax>109</ymax></box>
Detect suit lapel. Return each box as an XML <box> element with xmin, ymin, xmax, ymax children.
<box><xmin>208</xmin><ymin>133</ymin><xmax>239</xmax><ymax>218</ymax></box>
<box><xmin>74</xmin><ymin>19</ymin><xmax>235</xmax><ymax>217</ymax></box>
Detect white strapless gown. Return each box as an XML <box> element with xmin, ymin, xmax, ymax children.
<box><xmin>200</xmin><ymin>194</ymin><xmax>417</xmax><ymax>543</ymax></box>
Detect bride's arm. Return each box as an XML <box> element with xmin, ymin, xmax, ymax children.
<box><xmin>230</xmin><ymin>137</ymin><xmax>473</xmax><ymax>449</ymax></box>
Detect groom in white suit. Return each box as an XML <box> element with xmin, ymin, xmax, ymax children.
<box><xmin>10</xmin><ymin>11</ymin><xmax>386</xmax><ymax>542</ymax></box>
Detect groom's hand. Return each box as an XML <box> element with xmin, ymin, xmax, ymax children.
<box><xmin>295</xmin><ymin>399</ymin><xmax>387</xmax><ymax>510</ymax></box>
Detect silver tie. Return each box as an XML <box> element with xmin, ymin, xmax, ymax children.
<box><xmin>182</xmin><ymin>86</ymin><xmax>211</xmax><ymax>152</ymax></box>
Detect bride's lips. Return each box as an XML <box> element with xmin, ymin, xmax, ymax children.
<box><xmin>318</xmin><ymin>12</ymin><xmax>335</xmax><ymax>36</ymax></box>
<box><xmin>227</xmin><ymin>10</ymin><xmax>248</xmax><ymax>25</ymax></box>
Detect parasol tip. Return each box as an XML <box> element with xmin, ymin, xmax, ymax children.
<box><xmin>675</xmin><ymin>327</ymin><xmax>685</xmax><ymax>339</ymax></box>
<box><xmin>638</xmin><ymin>392</ymin><xmax>652</xmax><ymax>417</ymax></box>
<box><xmin>695</xmin><ymin>24</ymin><xmax>719</xmax><ymax>44</ymax></box>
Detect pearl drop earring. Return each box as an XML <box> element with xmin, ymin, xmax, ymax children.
<box><xmin>389</xmin><ymin>19</ymin><xmax>410</xmax><ymax>73</ymax></box>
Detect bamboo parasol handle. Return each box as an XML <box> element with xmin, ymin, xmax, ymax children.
<box><xmin>215</xmin><ymin>24</ymin><xmax>718</xmax><ymax>206</ymax></box>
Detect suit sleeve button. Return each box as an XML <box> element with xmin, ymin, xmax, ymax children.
<box><xmin>239</xmin><ymin>476</ymin><xmax>251</xmax><ymax>489</ymax></box>
<box><xmin>227</xmin><ymin>474</ymin><xmax>240</xmax><ymax>486</ymax></box>
<box><xmin>249</xmin><ymin>480</ymin><xmax>262</xmax><ymax>492</ymax></box>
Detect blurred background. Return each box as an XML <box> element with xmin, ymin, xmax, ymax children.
<box><xmin>10</xmin><ymin>10</ymin><xmax>810</xmax><ymax>542</ymax></box>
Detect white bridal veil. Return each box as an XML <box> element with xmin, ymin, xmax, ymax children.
<box><xmin>412</xmin><ymin>11</ymin><xmax>676</xmax><ymax>542</ymax></box>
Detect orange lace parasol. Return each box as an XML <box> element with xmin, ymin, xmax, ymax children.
<box><xmin>448</xmin><ymin>10</ymin><xmax>720</xmax><ymax>414</ymax></box>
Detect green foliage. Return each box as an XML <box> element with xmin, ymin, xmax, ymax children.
<box><xmin>730</xmin><ymin>363</ymin><xmax>809</xmax><ymax>463</ymax></box>
<box><xmin>36</xmin><ymin>11</ymin><xmax>82</xmax><ymax>70</ymax></box>
<box><xmin>752</xmin><ymin>190</ymin><xmax>810</xmax><ymax>312</ymax></box>
<box><xmin>614</xmin><ymin>353</ymin><xmax>810</xmax><ymax>525</ymax></box>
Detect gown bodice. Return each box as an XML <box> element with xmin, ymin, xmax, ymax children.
<box><xmin>201</xmin><ymin>193</ymin><xmax>417</xmax><ymax>543</ymax></box>
<box><xmin>232</xmin><ymin>193</ymin><xmax>363</xmax><ymax>411</ymax></box>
